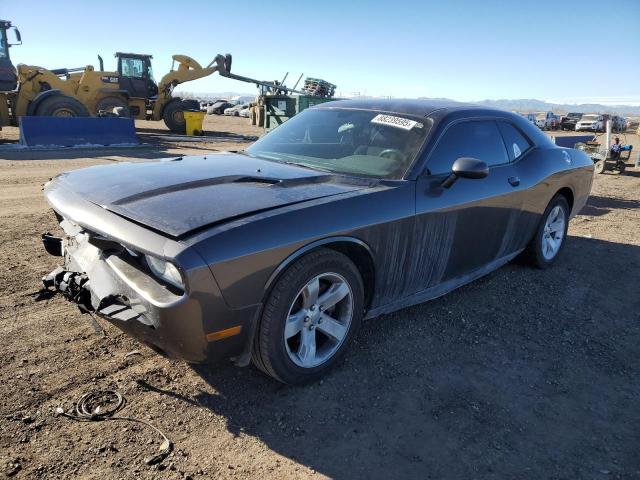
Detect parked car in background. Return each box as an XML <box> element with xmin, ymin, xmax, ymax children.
<box><xmin>41</xmin><ymin>99</ymin><xmax>594</xmax><ymax>384</ymax></box>
<box><xmin>535</xmin><ymin>111</ymin><xmax>560</xmax><ymax>130</ymax></box>
<box><xmin>208</xmin><ymin>101</ymin><xmax>234</xmax><ymax>115</ymax></box>
<box><xmin>521</xmin><ymin>113</ymin><xmax>536</xmax><ymax>125</ymax></box>
<box><xmin>239</xmin><ymin>106</ymin><xmax>251</xmax><ymax>118</ymax></box>
<box><xmin>576</xmin><ymin>114</ymin><xmax>604</xmax><ymax>132</ymax></box>
<box><xmin>224</xmin><ymin>104</ymin><xmax>249</xmax><ymax>116</ymax></box>
<box><xmin>612</xmin><ymin>116</ymin><xmax>627</xmax><ymax>133</ymax></box>
<box><xmin>560</xmin><ymin>112</ymin><xmax>582</xmax><ymax>131</ymax></box>
<box><xmin>627</xmin><ymin>118</ymin><xmax>639</xmax><ymax>132</ymax></box>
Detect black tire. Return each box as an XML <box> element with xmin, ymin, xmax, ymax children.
<box><xmin>162</xmin><ymin>100</ymin><xmax>187</xmax><ymax>133</ymax></box>
<box><xmin>35</xmin><ymin>95</ymin><xmax>89</xmax><ymax>117</ymax></box>
<box><xmin>520</xmin><ymin>194</ymin><xmax>570</xmax><ymax>269</ymax></box>
<box><xmin>252</xmin><ymin>248</ymin><xmax>364</xmax><ymax>385</ymax></box>
<box><xmin>95</xmin><ymin>96</ymin><xmax>130</xmax><ymax>117</ymax></box>
<box><xmin>256</xmin><ymin>106</ymin><xmax>265</xmax><ymax>127</ymax></box>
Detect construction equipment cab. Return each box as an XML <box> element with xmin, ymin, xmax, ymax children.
<box><xmin>116</xmin><ymin>53</ymin><xmax>159</xmax><ymax>100</ymax></box>
<box><xmin>0</xmin><ymin>20</ymin><xmax>20</xmax><ymax>92</ymax></box>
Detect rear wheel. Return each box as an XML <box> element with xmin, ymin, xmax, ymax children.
<box><xmin>594</xmin><ymin>160</ymin><xmax>606</xmax><ymax>174</ymax></box>
<box><xmin>95</xmin><ymin>96</ymin><xmax>130</xmax><ymax>117</ymax></box>
<box><xmin>252</xmin><ymin>248</ymin><xmax>364</xmax><ymax>384</ymax></box>
<box><xmin>521</xmin><ymin>195</ymin><xmax>569</xmax><ymax>269</ymax></box>
<box><xmin>35</xmin><ymin>95</ymin><xmax>89</xmax><ymax>117</ymax></box>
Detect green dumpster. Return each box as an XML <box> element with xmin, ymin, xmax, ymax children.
<box><xmin>263</xmin><ymin>95</ymin><xmax>297</xmax><ymax>130</ymax></box>
<box><xmin>296</xmin><ymin>95</ymin><xmax>337</xmax><ymax>113</ymax></box>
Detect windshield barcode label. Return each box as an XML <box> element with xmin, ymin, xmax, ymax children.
<box><xmin>371</xmin><ymin>114</ymin><xmax>418</xmax><ymax>130</ymax></box>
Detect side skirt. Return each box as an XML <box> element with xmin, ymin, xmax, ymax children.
<box><xmin>364</xmin><ymin>250</ymin><xmax>523</xmax><ymax>320</ymax></box>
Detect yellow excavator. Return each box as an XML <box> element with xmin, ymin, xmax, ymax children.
<box><xmin>0</xmin><ymin>20</ymin><xmax>229</xmax><ymax>133</ymax></box>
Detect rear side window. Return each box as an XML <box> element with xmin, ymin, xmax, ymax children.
<box><xmin>426</xmin><ymin>120</ymin><xmax>508</xmax><ymax>175</ymax></box>
<box><xmin>497</xmin><ymin>121</ymin><xmax>532</xmax><ymax>161</ymax></box>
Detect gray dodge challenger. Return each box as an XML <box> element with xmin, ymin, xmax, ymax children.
<box><xmin>41</xmin><ymin>99</ymin><xmax>593</xmax><ymax>384</ymax></box>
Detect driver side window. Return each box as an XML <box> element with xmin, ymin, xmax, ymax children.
<box><xmin>426</xmin><ymin>120</ymin><xmax>508</xmax><ymax>175</ymax></box>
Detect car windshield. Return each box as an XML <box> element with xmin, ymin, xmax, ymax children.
<box><xmin>245</xmin><ymin>108</ymin><xmax>430</xmax><ymax>179</ymax></box>
<box><xmin>582</xmin><ymin>115</ymin><xmax>599</xmax><ymax>120</ymax></box>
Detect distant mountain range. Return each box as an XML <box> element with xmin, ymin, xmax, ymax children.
<box><xmin>179</xmin><ymin>91</ymin><xmax>640</xmax><ymax>117</ymax></box>
<box><xmin>465</xmin><ymin>99</ymin><xmax>640</xmax><ymax>116</ymax></box>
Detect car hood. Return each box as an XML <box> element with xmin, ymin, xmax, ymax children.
<box><xmin>51</xmin><ymin>153</ymin><xmax>372</xmax><ymax>237</ymax></box>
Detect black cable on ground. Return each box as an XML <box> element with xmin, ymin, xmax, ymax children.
<box><xmin>55</xmin><ymin>390</ymin><xmax>173</xmax><ymax>465</ymax></box>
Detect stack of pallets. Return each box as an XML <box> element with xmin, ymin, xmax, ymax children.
<box><xmin>303</xmin><ymin>77</ymin><xmax>337</xmax><ymax>97</ymax></box>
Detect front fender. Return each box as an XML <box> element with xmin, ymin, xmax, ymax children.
<box><xmin>262</xmin><ymin>235</ymin><xmax>374</xmax><ymax>296</ymax></box>
<box><xmin>26</xmin><ymin>89</ymin><xmax>62</xmax><ymax>116</ymax></box>
<box><xmin>191</xmin><ymin>183</ymin><xmax>415</xmax><ymax>309</ymax></box>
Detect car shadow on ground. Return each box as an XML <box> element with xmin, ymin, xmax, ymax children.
<box><xmin>136</xmin><ymin>127</ymin><xmax>258</xmax><ymax>140</ymax></box>
<box><xmin>0</xmin><ymin>145</ymin><xmax>189</xmax><ymax>161</ymax></box>
<box><xmin>144</xmin><ymin>236</ymin><xmax>639</xmax><ymax>479</ymax></box>
<box><xmin>0</xmin><ymin>133</ymin><xmax>253</xmax><ymax>161</ymax></box>
<box><xmin>579</xmin><ymin>194</ymin><xmax>640</xmax><ymax>216</ymax></box>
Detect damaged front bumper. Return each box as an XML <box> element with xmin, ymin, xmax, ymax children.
<box><xmin>40</xmin><ymin>219</ymin><xmax>259</xmax><ymax>365</ymax></box>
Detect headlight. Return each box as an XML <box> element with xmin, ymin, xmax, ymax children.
<box><xmin>145</xmin><ymin>255</ymin><xmax>184</xmax><ymax>290</ymax></box>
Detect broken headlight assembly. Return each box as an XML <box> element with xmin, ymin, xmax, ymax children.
<box><xmin>144</xmin><ymin>255</ymin><xmax>185</xmax><ymax>291</ymax></box>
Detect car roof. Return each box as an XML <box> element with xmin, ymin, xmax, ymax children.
<box><xmin>315</xmin><ymin>98</ymin><xmax>480</xmax><ymax>117</ymax></box>
<box><xmin>314</xmin><ymin>98</ymin><xmax>545</xmax><ymax>133</ymax></box>
<box><xmin>312</xmin><ymin>97</ymin><xmax>556</xmax><ymax>158</ymax></box>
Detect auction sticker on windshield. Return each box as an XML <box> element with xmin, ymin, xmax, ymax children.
<box><xmin>371</xmin><ymin>114</ymin><xmax>419</xmax><ymax>130</ymax></box>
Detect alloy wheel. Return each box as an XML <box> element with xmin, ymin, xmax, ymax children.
<box><xmin>284</xmin><ymin>272</ymin><xmax>354</xmax><ymax>368</ymax></box>
<box><xmin>541</xmin><ymin>205</ymin><xmax>566</xmax><ymax>260</ymax></box>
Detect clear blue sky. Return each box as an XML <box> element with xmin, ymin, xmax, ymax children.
<box><xmin>4</xmin><ymin>0</ymin><xmax>640</xmax><ymax>104</ymax></box>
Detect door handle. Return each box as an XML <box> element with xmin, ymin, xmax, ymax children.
<box><xmin>508</xmin><ymin>176</ymin><xmax>520</xmax><ymax>187</ymax></box>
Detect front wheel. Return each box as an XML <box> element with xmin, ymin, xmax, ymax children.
<box><xmin>162</xmin><ymin>99</ymin><xmax>200</xmax><ymax>133</ymax></box>
<box><xmin>95</xmin><ymin>95</ymin><xmax>130</xmax><ymax>117</ymax></box>
<box><xmin>520</xmin><ymin>195</ymin><xmax>570</xmax><ymax>269</ymax></box>
<box><xmin>252</xmin><ymin>248</ymin><xmax>364</xmax><ymax>384</ymax></box>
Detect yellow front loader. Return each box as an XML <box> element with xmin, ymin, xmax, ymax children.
<box><xmin>2</xmin><ymin>47</ymin><xmax>230</xmax><ymax>133</ymax></box>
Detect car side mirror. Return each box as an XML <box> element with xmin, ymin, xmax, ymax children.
<box><xmin>441</xmin><ymin>157</ymin><xmax>489</xmax><ymax>188</ymax></box>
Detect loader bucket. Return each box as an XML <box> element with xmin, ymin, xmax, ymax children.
<box><xmin>19</xmin><ymin>116</ymin><xmax>138</xmax><ymax>147</ymax></box>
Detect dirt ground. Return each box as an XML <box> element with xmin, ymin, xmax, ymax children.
<box><xmin>0</xmin><ymin>117</ymin><xmax>639</xmax><ymax>479</ymax></box>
